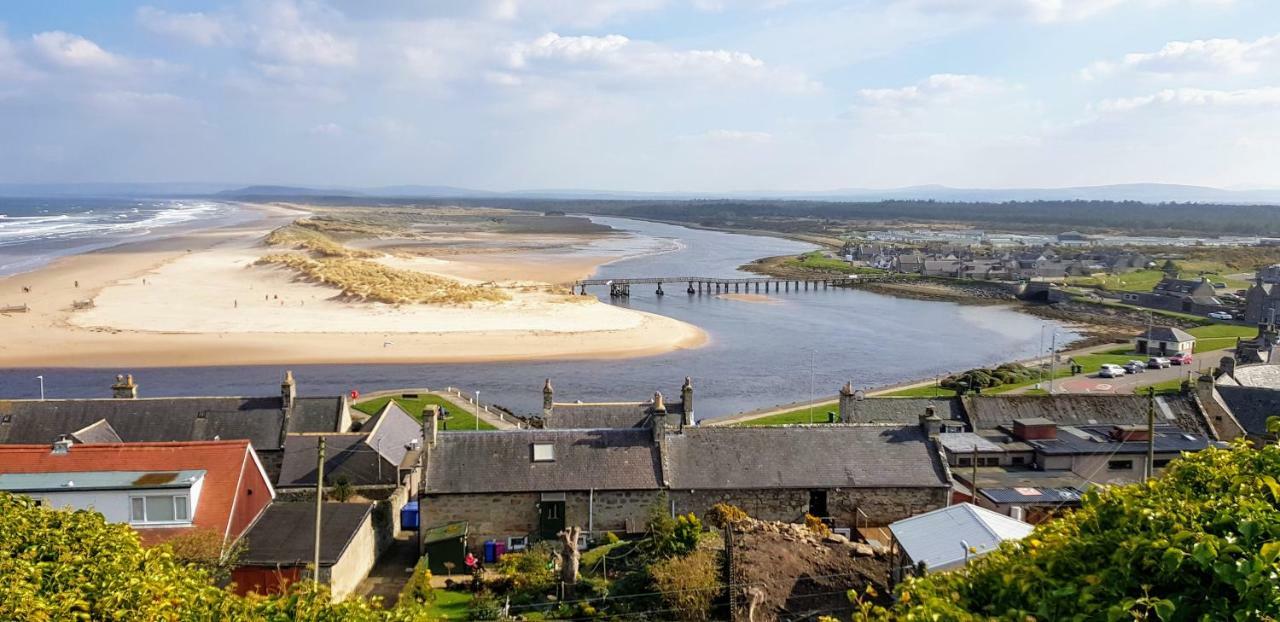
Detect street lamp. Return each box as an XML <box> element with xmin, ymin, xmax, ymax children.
<box><xmin>474</xmin><ymin>390</ymin><xmax>480</xmax><ymax>430</ymax></box>
<box><xmin>35</xmin><ymin>375</ymin><xmax>44</xmax><ymax>401</ymax></box>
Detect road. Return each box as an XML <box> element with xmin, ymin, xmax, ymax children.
<box><xmin>1036</xmin><ymin>349</ymin><xmax>1228</xmax><ymax>395</ymax></box>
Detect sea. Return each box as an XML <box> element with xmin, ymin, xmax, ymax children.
<box><xmin>0</xmin><ymin>197</ymin><xmax>242</xmax><ymax>277</ymax></box>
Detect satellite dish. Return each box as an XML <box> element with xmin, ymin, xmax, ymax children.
<box><xmin>853</xmin><ymin>389</ymin><xmax>866</xmax><ymax>401</ymax></box>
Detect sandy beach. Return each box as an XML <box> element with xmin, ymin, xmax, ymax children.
<box><xmin>0</xmin><ymin>203</ymin><xmax>706</xmax><ymax>368</ymax></box>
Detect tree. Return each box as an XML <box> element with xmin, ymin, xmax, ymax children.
<box><xmin>164</xmin><ymin>528</ymin><xmax>245</xmax><ymax>584</ymax></box>
<box><xmin>846</xmin><ymin>442</ymin><xmax>1280</xmax><ymax>621</ymax></box>
<box><xmin>649</xmin><ymin>549</ymin><xmax>722</xmax><ymax>622</ymax></box>
<box><xmin>0</xmin><ymin>492</ymin><xmax>435</xmax><ymax>621</ymax></box>
<box><xmin>559</xmin><ymin>526</ymin><xmax>582</xmax><ymax>586</ymax></box>
<box><xmin>329</xmin><ymin>476</ymin><xmax>355</xmax><ymax>502</ymax></box>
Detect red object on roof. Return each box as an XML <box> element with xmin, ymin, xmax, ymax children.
<box><xmin>0</xmin><ymin>440</ymin><xmax>274</xmax><ymax>548</ymax></box>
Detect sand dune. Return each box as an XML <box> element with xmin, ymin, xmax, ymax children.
<box><xmin>0</xmin><ymin>203</ymin><xmax>706</xmax><ymax>368</ymax></box>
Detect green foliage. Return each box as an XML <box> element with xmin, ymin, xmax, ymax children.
<box><xmin>329</xmin><ymin>476</ymin><xmax>356</xmax><ymax>502</ymax></box>
<box><xmin>0</xmin><ymin>492</ymin><xmax>435</xmax><ymax>621</ymax></box>
<box><xmin>642</xmin><ymin>499</ymin><xmax>702</xmax><ymax>559</ymax></box>
<box><xmin>603</xmin><ymin>531</ymin><xmax>621</xmax><ymax>545</ymax></box>
<box><xmin>705</xmin><ymin>503</ymin><xmax>750</xmax><ymax>529</ymax></box>
<box><xmin>940</xmin><ymin>364</ymin><xmax>1037</xmax><ymax>392</ymax></box>
<box><xmin>496</xmin><ymin>543</ymin><xmax>557</xmax><ymax>595</ymax></box>
<box><xmin>849</xmin><ymin>443</ymin><xmax>1280</xmax><ymax>621</ymax></box>
<box><xmin>466</xmin><ymin>590</ymin><xmax>504</xmax><ymax>620</ymax></box>
<box><xmin>399</xmin><ymin>558</ymin><xmax>436</xmax><ymax>607</ymax></box>
<box><xmin>165</xmin><ymin>527</ymin><xmax>245</xmax><ymax>584</ymax></box>
<box><xmin>648</xmin><ymin>549</ymin><xmax>722</xmax><ymax>622</ymax></box>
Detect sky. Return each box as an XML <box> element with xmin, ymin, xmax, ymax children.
<box><xmin>2</xmin><ymin>0</ymin><xmax>1279</xmax><ymax>192</ymax></box>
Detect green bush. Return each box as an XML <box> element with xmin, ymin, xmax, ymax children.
<box><xmin>603</xmin><ymin>531</ymin><xmax>621</xmax><ymax>545</ymax></box>
<box><xmin>848</xmin><ymin>442</ymin><xmax>1280</xmax><ymax>620</ymax></box>
<box><xmin>398</xmin><ymin>557</ymin><xmax>435</xmax><ymax>607</ymax></box>
<box><xmin>649</xmin><ymin>549</ymin><xmax>722</xmax><ymax>622</ymax></box>
<box><xmin>496</xmin><ymin>542</ymin><xmax>557</xmax><ymax>595</ymax></box>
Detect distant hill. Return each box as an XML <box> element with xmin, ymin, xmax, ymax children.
<box><xmin>215</xmin><ymin>185</ymin><xmax>366</xmax><ymax>198</ymax></box>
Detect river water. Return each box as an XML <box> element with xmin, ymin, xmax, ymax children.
<box><xmin>0</xmin><ymin>216</ymin><xmax>1077</xmax><ymax>420</ymax></box>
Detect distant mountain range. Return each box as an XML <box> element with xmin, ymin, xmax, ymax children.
<box><xmin>4</xmin><ymin>181</ymin><xmax>1280</xmax><ymax>204</ymax></box>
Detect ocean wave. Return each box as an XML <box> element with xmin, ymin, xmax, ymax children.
<box><xmin>0</xmin><ymin>200</ymin><xmax>228</xmax><ymax>248</ymax></box>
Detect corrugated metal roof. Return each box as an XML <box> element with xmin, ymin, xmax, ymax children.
<box><xmin>0</xmin><ymin>469</ymin><xmax>205</xmax><ymax>492</ymax></box>
<box><xmin>889</xmin><ymin>503</ymin><xmax>1034</xmax><ymax>572</ymax></box>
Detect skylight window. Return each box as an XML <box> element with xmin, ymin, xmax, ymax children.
<box><xmin>532</xmin><ymin>443</ymin><xmax>555</xmax><ymax>462</ymax></box>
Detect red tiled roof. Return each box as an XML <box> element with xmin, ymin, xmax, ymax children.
<box><xmin>0</xmin><ymin>440</ymin><xmax>274</xmax><ymax>545</ymax></box>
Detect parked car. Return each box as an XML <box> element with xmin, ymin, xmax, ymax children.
<box><xmin>1123</xmin><ymin>360</ymin><xmax>1146</xmax><ymax>374</ymax></box>
<box><xmin>1098</xmin><ymin>364</ymin><xmax>1127</xmax><ymax>378</ymax></box>
<box><xmin>1170</xmin><ymin>352</ymin><xmax>1193</xmax><ymax>365</ymax></box>
<box><xmin>1147</xmin><ymin>357</ymin><xmax>1172</xmax><ymax>369</ymax></box>
<box><xmin>1208</xmin><ymin>311</ymin><xmax>1233</xmax><ymax>320</ymax></box>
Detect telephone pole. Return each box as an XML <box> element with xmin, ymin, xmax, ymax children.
<box><xmin>971</xmin><ymin>444</ymin><xmax>979</xmax><ymax>504</ymax></box>
<box><xmin>314</xmin><ymin>436</ymin><xmax>326</xmax><ymax>582</ymax></box>
<box><xmin>1145</xmin><ymin>387</ymin><xmax>1156</xmax><ymax>481</ymax></box>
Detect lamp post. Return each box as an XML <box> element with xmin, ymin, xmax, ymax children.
<box><xmin>474</xmin><ymin>390</ymin><xmax>480</xmax><ymax>430</ymax></box>
<box><xmin>36</xmin><ymin>375</ymin><xmax>44</xmax><ymax>401</ymax></box>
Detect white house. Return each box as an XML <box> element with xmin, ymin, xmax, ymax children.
<box><xmin>1133</xmin><ymin>326</ymin><xmax>1196</xmax><ymax>356</ymax></box>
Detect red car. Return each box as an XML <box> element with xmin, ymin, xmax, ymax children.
<box><xmin>1169</xmin><ymin>353</ymin><xmax>1193</xmax><ymax>365</ymax></box>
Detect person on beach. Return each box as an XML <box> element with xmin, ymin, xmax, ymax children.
<box><xmin>74</xmin><ymin>281</ymin><xmax>78</xmax><ymax>288</ymax></box>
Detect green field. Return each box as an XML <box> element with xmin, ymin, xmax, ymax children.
<box><xmin>740</xmin><ymin>401</ymin><xmax>842</xmax><ymax>426</ymax></box>
<box><xmin>423</xmin><ymin>590</ymin><xmax>472</xmax><ymax>619</ymax></box>
<box><xmin>353</xmin><ymin>394</ymin><xmax>496</xmax><ymax>431</ymax></box>
<box><xmin>1066</xmin><ymin>268</ymin><xmax>1251</xmax><ymax>293</ymax></box>
<box><xmin>1185</xmin><ymin>324</ymin><xmax>1255</xmax><ymax>354</ymax></box>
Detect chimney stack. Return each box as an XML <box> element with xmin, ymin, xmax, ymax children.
<box><xmin>918</xmin><ymin>405</ymin><xmax>943</xmax><ymax>438</ymax></box>
<box><xmin>430</xmin><ymin>407</ymin><xmax>439</xmax><ymax>446</ymax></box>
<box><xmin>542</xmin><ymin>379</ymin><xmax>554</xmax><ymax>416</ymax></box>
<box><xmin>680</xmin><ymin>377</ymin><xmax>694</xmax><ymax>427</ymax></box>
<box><xmin>111</xmin><ymin>374</ymin><xmax>138</xmax><ymax>399</ymax></box>
<box><xmin>651</xmin><ymin>391</ymin><xmax>668</xmax><ymax>443</ymax></box>
<box><xmin>52</xmin><ymin>435</ymin><xmax>73</xmax><ymax>455</ymax></box>
<box><xmin>281</xmin><ymin>370</ymin><xmax>297</xmax><ymax>410</ymax></box>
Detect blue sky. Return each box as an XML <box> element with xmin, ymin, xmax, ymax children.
<box><xmin>2</xmin><ymin>0</ymin><xmax>1278</xmax><ymax>191</ymax></box>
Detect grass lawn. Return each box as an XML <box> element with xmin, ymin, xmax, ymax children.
<box><xmin>1085</xmin><ymin>298</ymin><xmax>1211</xmax><ymax>325</ymax></box>
<box><xmin>880</xmin><ymin>384</ymin><xmax>959</xmax><ymax>398</ymax></box>
<box><xmin>1067</xmin><ymin>268</ymin><xmax>1251</xmax><ymax>293</ymax></box>
<box><xmin>424</xmin><ymin>590</ymin><xmax>472</xmax><ymax>619</ymax></box>
<box><xmin>784</xmin><ymin>251</ymin><xmax>888</xmax><ymax>275</ymax></box>
<box><xmin>741</xmin><ymin>401</ymin><xmax>841</xmax><ymax>426</ymax></box>
<box><xmin>1184</xmin><ymin>324</ymin><xmax>1255</xmax><ymax>354</ymax></box>
<box><xmin>1132</xmin><ymin>377</ymin><xmax>1188</xmax><ymax>396</ymax></box>
<box><xmin>353</xmin><ymin>394</ymin><xmax>496</xmax><ymax>431</ymax></box>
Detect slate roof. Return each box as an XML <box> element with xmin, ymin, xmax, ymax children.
<box><xmin>543</xmin><ymin>402</ymin><xmax>659</xmax><ymax>429</ymax></box>
<box><xmin>71</xmin><ymin>419</ymin><xmax>122</xmax><ymax>444</ymax></box>
<box><xmin>364</xmin><ymin>402</ymin><xmax>422</xmax><ymax>468</ymax></box>
<box><xmin>842</xmin><ymin>397</ymin><xmax>965</xmax><ymax>425</ymax></box>
<box><xmin>1026</xmin><ymin>424</ymin><xmax>1210</xmax><ymax>455</ymax></box>
<box><xmin>278</xmin><ymin>434</ymin><xmax>400</xmax><ymax>488</ymax></box>
<box><xmin>0</xmin><ymin>396</ymin><xmax>345</xmax><ymax>450</ymax></box>
<box><xmin>1228</xmin><ymin>364</ymin><xmax>1280</xmax><ymax>388</ymax></box>
<box><xmin>239</xmin><ymin>502</ymin><xmax>373</xmax><ymax>566</ymax></box>
<box><xmin>0</xmin><ymin>440</ymin><xmax>272</xmax><ymax>545</ymax></box>
<box><xmin>1136</xmin><ymin>326</ymin><xmax>1195</xmax><ymax>343</ymax></box>
<box><xmin>889</xmin><ymin>503</ymin><xmax>1033</xmax><ymax>572</ymax></box>
<box><xmin>1154</xmin><ymin>278</ymin><xmax>1211</xmax><ymax>295</ymax></box>
<box><xmin>664</xmin><ymin>425</ymin><xmax>950</xmax><ymax>490</ymax></box>
<box><xmin>962</xmin><ymin>394</ymin><xmax>1210</xmax><ymax>437</ymax></box>
<box><xmin>425</xmin><ymin>428</ymin><xmax>663</xmax><ymax>494</ymax></box>
<box><xmin>1214</xmin><ymin>385</ymin><xmax>1280</xmax><ymax>438</ymax></box>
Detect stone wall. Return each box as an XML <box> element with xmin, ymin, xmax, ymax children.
<box><xmin>674</xmin><ymin>486</ymin><xmax>947</xmax><ymax>527</ymax></box>
<box><xmin>421</xmin><ymin>490</ymin><xmax>665</xmax><ymax>546</ymax></box>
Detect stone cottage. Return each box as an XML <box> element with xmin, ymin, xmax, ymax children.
<box><xmin>421</xmin><ymin>389</ymin><xmax>951</xmax><ymax>547</ymax></box>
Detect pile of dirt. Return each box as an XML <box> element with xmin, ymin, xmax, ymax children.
<box><xmin>727</xmin><ymin>518</ymin><xmax>890</xmax><ymax>622</ymax></box>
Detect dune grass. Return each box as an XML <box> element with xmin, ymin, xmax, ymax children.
<box><xmin>264</xmin><ymin>223</ymin><xmax>378</xmax><ymax>258</ymax></box>
<box><xmin>256</xmin><ymin>253</ymin><xmax>509</xmax><ymax>305</ymax></box>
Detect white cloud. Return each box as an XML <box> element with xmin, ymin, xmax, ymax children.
<box><xmin>1083</xmin><ymin>34</ymin><xmax>1280</xmax><ymax>79</ymax></box>
<box><xmin>507</xmin><ymin>32</ymin><xmax>816</xmax><ymax>92</ymax></box>
<box><xmin>687</xmin><ymin>129</ymin><xmax>774</xmax><ymax>143</ymax></box>
<box><xmin>136</xmin><ymin>6</ymin><xmax>232</xmax><ymax>46</ymax></box>
<box><xmin>250</xmin><ymin>1</ymin><xmax>356</xmax><ymax>67</ymax></box>
<box><xmin>901</xmin><ymin>0</ymin><xmax>1235</xmax><ymax>23</ymax></box>
<box><xmin>1095</xmin><ymin>87</ymin><xmax>1280</xmax><ymax>112</ymax></box>
<box><xmin>309</xmin><ymin>122</ymin><xmax>344</xmax><ymax>136</ymax></box>
<box><xmin>857</xmin><ymin>74</ymin><xmax>1008</xmax><ymax>111</ymax></box>
<box><xmin>30</xmin><ymin>31</ymin><xmax>127</xmax><ymax>71</ymax></box>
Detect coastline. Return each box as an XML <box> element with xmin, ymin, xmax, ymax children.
<box><xmin>0</xmin><ymin>202</ymin><xmax>708</xmax><ymax>368</ymax></box>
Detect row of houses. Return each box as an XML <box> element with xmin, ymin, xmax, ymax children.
<box><xmin>0</xmin><ymin>371</ymin><xmax>1246</xmax><ymax>596</ymax></box>
<box><xmin>883</xmin><ymin>249</ymin><xmax>1150</xmax><ymax>281</ymax></box>
<box><xmin>0</xmin><ymin>372</ymin><xmax>426</xmax><ymax>599</ymax></box>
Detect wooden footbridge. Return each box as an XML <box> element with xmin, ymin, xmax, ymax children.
<box><xmin>572</xmin><ymin>275</ymin><xmax>884</xmax><ymax>297</ymax></box>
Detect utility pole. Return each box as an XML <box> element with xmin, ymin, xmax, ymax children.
<box><xmin>418</xmin><ymin>407</ymin><xmax>430</xmax><ymax>557</ymax></box>
<box><xmin>474</xmin><ymin>390</ymin><xmax>480</xmax><ymax>431</ymax></box>
<box><xmin>314</xmin><ymin>436</ymin><xmax>325</xmax><ymax>583</ymax></box>
<box><xmin>1145</xmin><ymin>387</ymin><xmax>1156</xmax><ymax>481</ymax></box>
<box><xmin>971</xmin><ymin>444</ymin><xmax>979</xmax><ymax>504</ymax></box>
<box><xmin>1046</xmin><ymin>331</ymin><xmax>1058</xmax><ymax>394</ymax></box>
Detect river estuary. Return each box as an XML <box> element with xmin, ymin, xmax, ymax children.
<box><xmin>0</xmin><ymin>216</ymin><xmax>1077</xmax><ymax>420</ymax></box>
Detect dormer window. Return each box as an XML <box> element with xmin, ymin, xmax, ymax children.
<box><xmin>130</xmin><ymin>494</ymin><xmax>190</xmax><ymax>524</ymax></box>
<box><xmin>532</xmin><ymin>443</ymin><xmax>555</xmax><ymax>462</ymax></box>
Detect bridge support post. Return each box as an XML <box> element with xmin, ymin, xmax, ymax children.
<box><xmin>579</xmin><ymin>284</ymin><xmax>587</xmax><ymax>295</ymax></box>
<box><xmin>734</xmin><ymin>283</ymin><xmax>740</xmax><ymax>293</ymax></box>
<box><xmin>656</xmin><ymin>283</ymin><xmax>664</xmax><ymax>296</ymax></box>
<box><xmin>785</xmin><ymin>281</ymin><xmax>790</xmax><ymax>292</ymax></box>
<box><xmin>687</xmin><ymin>282</ymin><xmax>695</xmax><ymax>295</ymax></box>
<box><xmin>754</xmin><ymin>282</ymin><xmax>759</xmax><ymax>293</ymax></box>
<box><xmin>804</xmin><ymin>281</ymin><xmax>809</xmax><ymax>291</ymax></box>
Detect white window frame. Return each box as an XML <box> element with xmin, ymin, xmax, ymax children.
<box><xmin>532</xmin><ymin>443</ymin><xmax>555</xmax><ymax>462</ymax></box>
<box><xmin>129</xmin><ymin>494</ymin><xmax>192</xmax><ymax>525</ymax></box>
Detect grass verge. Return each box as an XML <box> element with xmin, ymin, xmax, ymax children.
<box><xmin>353</xmin><ymin>394</ymin><xmax>496</xmax><ymax>431</ymax></box>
